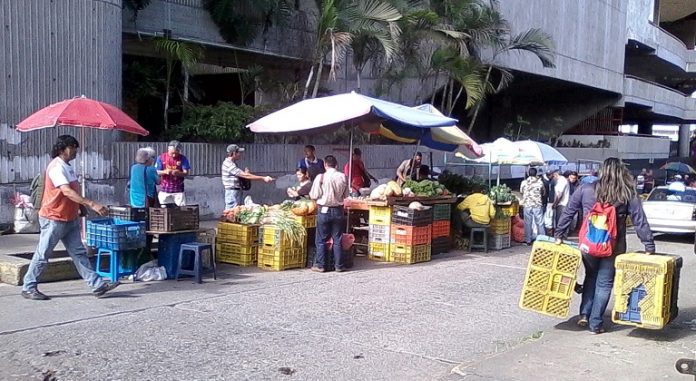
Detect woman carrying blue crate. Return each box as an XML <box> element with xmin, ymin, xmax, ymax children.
<box><xmin>554</xmin><ymin>158</ymin><xmax>655</xmax><ymax>334</ymax></box>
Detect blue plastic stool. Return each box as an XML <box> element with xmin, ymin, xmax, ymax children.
<box><xmin>176</xmin><ymin>243</ymin><xmax>216</xmax><ymax>283</ymax></box>
<box><xmin>95</xmin><ymin>248</ymin><xmax>137</xmax><ymax>282</ymax></box>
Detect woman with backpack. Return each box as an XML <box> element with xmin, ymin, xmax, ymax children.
<box><xmin>554</xmin><ymin>157</ymin><xmax>655</xmax><ymax>334</ymax></box>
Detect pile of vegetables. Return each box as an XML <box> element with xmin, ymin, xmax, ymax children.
<box><xmin>221</xmin><ymin>203</ymin><xmax>307</xmax><ymax>244</ymax></box>
<box><xmin>402</xmin><ymin>180</ymin><xmax>449</xmax><ymax>197</ymax></box>
<box><xmin>438</xmin><ymin>171</ymin><xmax>488</xmax><ymax>195</ymax></box>
<box><xmin>284</xmin><ymin>199</ymin><xmax>317</xmax><ymax>216</ymax></box>
<box><xmin>488</xmin><ymin>184</ymin><xmax>517</xmax><ymax>204</ymax></box>
<box><xmin>369</xmin><ymin>181</ymin><xmax>402</xmax><ymax>200</ymax></box>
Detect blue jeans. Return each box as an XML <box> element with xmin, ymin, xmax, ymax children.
<box><xmin>580</xmin><ymin>254</ymin><xmax>616</xmax><ymax>331</ymax></box>
<box><xmin>224</xmin><ymin>189</ymin><xmax>242</xmax><ymax>210</ymax></box>
<box><xmin>23</xmin><ymin>217</ymin><xmax>105</xmax><ymax>292</ymax></box>
<box><xmin>315</xmin><ymin>207</ymin><xmax>345</xmax><ymax>270</ymax></box>
<box><xmin>523</xmin><ymin>206</ymin><xmax>544</xmax><ymax>243</ymax></box>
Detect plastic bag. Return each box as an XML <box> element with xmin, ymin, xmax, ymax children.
<box><xmin>14</xmin><ymin>207</ymin><xmax>39</xmax><ymax>234</ymax></box>
<box><xmin>133</xmin><ymin>260</ymin><xmax>167</xmax><ymax>282</ymax></box>
<box><xmin>544</xmin><ymin>205</ymin><xmax>554</xmax><ymax>229</ymax></box>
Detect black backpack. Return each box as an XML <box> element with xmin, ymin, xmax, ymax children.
<box><xmin>239</xmin><ymin>177</ymin><xmax>251</xmax><ymax>191</ymax></box>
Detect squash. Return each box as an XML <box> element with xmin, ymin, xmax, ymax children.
<box><xmin>291</xmin><ymin>202</ymin><xmax>309</xmax><ymax>216</ymax></box>
<box><xmin>305</xmin><ymin>200</ymin><xmax>317</xmax><ymax>214</ymax></box>
<box><xmin>387</xmin><ymin>181</ymin><xmax>402</xmax><ymax>196</ymax></box>
<box><xmin>370</xmin><ymin>184</ymin><xmax>389</xmax><ymax>200</ymax></box>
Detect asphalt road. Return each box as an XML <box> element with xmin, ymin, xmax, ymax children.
<box><xmin>0</xmin><ymin>231</ymin><xmax>694</xmax><ymax>381</ymax></box>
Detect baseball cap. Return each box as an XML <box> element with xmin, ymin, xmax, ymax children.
<box><xmin>168</xmin><ymin>140</ymin><xmax>181</xmax><ymax>150</ymax></box>
<box><xmin>226</xmin><ymin>144</ymin><xmax>245</xmax><ymax>153</ymax></box>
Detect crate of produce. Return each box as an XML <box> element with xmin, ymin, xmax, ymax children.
<box><xmin>108</xmin><ymin>205</ymin><xmax>148</xmax><ymax>222</ymax></box>
<box><xmin>87</xmin><ymin>218</ymin><xmax>147</xmax><ymax>250</ymax></box>
<box><xmin>368</xmin><ymin>224</ymin><xmax>391</xmax><ymax>244</ymax></box>
<box><xmin>432</xmin><ymin>237</ymin><xmax>451</xmax><ymax>254</ymax></box>
<box><xmin>149</xmin><ymin>205</ymin><xmax>200</xmax><ymax>232</ymax></box>
<box><xmin>497</xmin><ymin>202</ymin><xmax>519</xmax><ymax>217</ymax></box>
<box><xmin>519</xmin><ymin>238</ymin><xmax>582</xmax><ymax>318</ymax></box>
<box><xmin>390</xmin><ymin>224</ymin><xmax>432</xmax><ymax>245</ymax></box>
<box><xmin>390</xmin><ymin>243</ymin><xmax>431</xmax><ymax>264</ymax></box>
<box><xmin>432</xmin><ymin>203</ymin><xmax>452</xmax><ymax>221</ymax></box>
<box><xmin>257</xmin><ymin>246</ymin><xmax>306</xmax><ymax>271</ymax></box>
<box><xmin>260</xmin><ymin>225</ymin><xmax>307</xmax><ymax>250</ymax></box>
<box><xmin>489</xmin><ymin>217</ymin><xmax>511</xmax><ymax>235</ymax></box>
<box><xmin>368</xmin><ymin>206</ymin><xmax>392</xmax><ymax>225</ymax></box>
<box><xmin>391</xmin><ymin>205</ymin><xmax>433</xmax><ymax>227</ymax></box>
<box><xmin>293</xmin><ymin>214</ymin><xmax>317</xmax><ymax>229</ymax></box>
<box><xmin>216</xmin><ymin>242</ymin><xmax>258</xmax><ymax>267</ymax></box>
<box><xmin>612</xmin><ymin>253</ymin><xmax>682</xmax><ymax>329</ymax></box>
<box><xmin>368</xmin><ymin>242</ymin><xmax>391</xmax><ymax>262</ymax></box>
<box><xmin>217</xmin><ymin>222</ymin><xmax>259</xmax><ymax>245</ymax></box>
<box><xmin>431</xmin><ymin>220</ymin><xmax>451</xmax><ymax>239</ymax></box>
<box><xmin>488</xmin><ymin>233</ymin><xmax>511</xmax><ymax>250</ymax></box>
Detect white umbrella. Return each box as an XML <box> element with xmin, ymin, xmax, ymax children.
<box><xmin>513</xmin><ymin>140</ymin><xmax>568</xmax><ymax>165</ymax></box>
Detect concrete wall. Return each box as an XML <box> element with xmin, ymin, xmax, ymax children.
<box><xmin>622</xmin><ymin>76</ymin><xmax>696</xmax><ymax>120</ymax></box>
<box><xmin>557</xmin><ymin>134</ymin><xmax>671</xmax><ymax>159</ymax></box>
<box><xmin>496</xmin><ymin>0</ymin><xmax>626</xmax><ymax>93</ymax></box>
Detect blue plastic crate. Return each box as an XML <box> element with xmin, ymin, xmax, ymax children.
<box><xmin>86</xmin><ymin>218</ymin><xmax>147</xmax><ymax>250</ymax></box>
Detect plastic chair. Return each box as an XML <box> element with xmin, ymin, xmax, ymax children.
<box><xmin>176</xmin><ymin>243</ymin><xmax>216</xmax><ymax>283</ymax></box>
<box><xmin>95</xmin><ymin>248</ymin><xmax>137</xmax><ymax>282</ymax></box>
<box><xmin>469</xmin><ymin>227</ymin><xmax>488</xmax><ymax>253</ymax></box>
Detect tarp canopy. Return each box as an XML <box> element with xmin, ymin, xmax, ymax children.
<box><xmin>247</xmin><ymin>92</ymin><xmax>457</xmax><ymax>134</ymax></box>
<box><xmin>247</xmin><ymin>93</ymin><xmax>481</xmax><ymax>156</ymax></box>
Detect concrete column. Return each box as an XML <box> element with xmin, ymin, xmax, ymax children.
<box><xmin>679</xmin><ymin>124</ymin><xmax>691</xmax><ymax>157</ymax></box>
<box><xmin>637</xmin><ymin>121</ymin><xmax>652</xmax><ymax>135</ymax></box>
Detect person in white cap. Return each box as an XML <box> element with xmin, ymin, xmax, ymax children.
<box><xmin>222</xmin><ymin>144</ymin><xmax>274</xmax><ymax>210</ymax></box>
<box><xmin>156</xmin><ymin>140</ymin><xmax>190</xmax><ymax>206</ymax></box>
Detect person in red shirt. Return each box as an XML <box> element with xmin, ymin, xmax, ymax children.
<box><xmin>22</xmin><ymin>135</ymin><xmax>119</xmax><ymax>300</ymax></box>
<box><xmin>343</xmin><ymin>148</ymin><xmax>378</xmax><ymax>196</ymax></box>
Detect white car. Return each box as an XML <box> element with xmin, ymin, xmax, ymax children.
<box><xmin>642</xmin><ymin>184</ymin><xmax>696</xmax><ymax>234</ymax></box>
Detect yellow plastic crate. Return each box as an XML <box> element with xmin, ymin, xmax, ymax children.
<box><xmin>389</xmin><ymin>244</ymin><xmax>431</xmax><ymax>264</ymax></box>
<box><xmin>612</xmin><ymin>253</ymin><xmax>681</xmax><ymax>329</ymax></box>
<box><xmin>519</xmin><ymin>239</ymin><xmax>582</xmax><ymax>318</ymax></box>
<box><xmin>368</xmin><ymin>242</ymin><xmax>391</xmax><ymax>262</ymax></box>
<box><xmin>260</xmin><ymin>225</ymin><xmax>307</xmax><ymax>249</ymax></box>
<box><xmin>488</xmin><ymin>217</ymin><xmax>511</xmax><ymax>235</ymax></box>
<box><xmin>368</xmin><ymin>206</ymin><xmax>392</xmax><ymax>226</ymax></box>
<box><xmin>257</xmin><ymin>246</ymin><xmax>306</xmax><ymax>271</ymax></box>
<box><xmin>217</xmin><ymin>222</ymin><xmax>259</xmax><ymax>245</ymax></box>
<box><xmin>293</xmin><ymin>214</ymin><xmax>317</xmax><ymax>229</ymax></box>
<box><xmin>216</xmin><ymin>242</ymin><xmax>258</xmax><ymax>266</ymax></box>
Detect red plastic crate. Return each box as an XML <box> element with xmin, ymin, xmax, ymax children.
<box><xmin>390</xmin><ymin>224</ymin><xmax>432</xmax><ymax>245</ymax></box>
<box><xmin>431</xmin><ymin>220</ymin><xmax>451</xmax><ymax>238</ymax></box>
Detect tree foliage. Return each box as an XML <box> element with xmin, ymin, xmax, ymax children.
<box><xmin>165</xmin><ymin>103</ymin><xmax>273</xmax><ymax>143</ymax></box>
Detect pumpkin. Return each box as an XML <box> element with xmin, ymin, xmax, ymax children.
<box><xmin>305</xmin><ymin>200</ymin><xmax>317</xmax><ymax>214</ymax></box>
<box><xmin>291</xmin><ymin>202</ymin><xmax>309</xmax><ymax>216</ymax></box>
<box><xmin>387</xmin><ymin>181</ymin><xmax>402</xmax><ymax>196</ymax></box>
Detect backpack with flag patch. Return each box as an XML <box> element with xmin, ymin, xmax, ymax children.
<box><xmin>578</xmin><ymin>202</ymin><xmax>618</xmax><ymax>257</ymax></box>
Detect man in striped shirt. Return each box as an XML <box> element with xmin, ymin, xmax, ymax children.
<box><xmin>221</xmin><ymin>144</ymin><xmax>273</xmax><ymax>210</ymax></box>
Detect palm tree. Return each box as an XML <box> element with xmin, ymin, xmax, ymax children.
<box><xmin>153</xmin><ymin>38</ymin><xmax>204</xmax><ymax>129</ymax></box>
<box><xmin>303</xmin><ymin>0</ymin><xmax>402</xmax><ymax>99</ymax></box>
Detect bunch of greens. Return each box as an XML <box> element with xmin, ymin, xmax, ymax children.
<box><xmin>488</xmin><ymin>184</ymin><xmax>516</xmax><ymax>203</ymax></box>
<box><xmin>402</xmin><ymin>180</ymin><xmax>448</xmax><ymax>197</ymax></box>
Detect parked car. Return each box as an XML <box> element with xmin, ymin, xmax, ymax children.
<box><xmin>642</xmin><ymin>184</ymin><xmax>696</xmax><ymax>234</ymax></box>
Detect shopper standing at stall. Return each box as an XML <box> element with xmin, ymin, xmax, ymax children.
<box><xmin>555</xmin><ymin>157</ymin><xmax>655</xmax><ymax>334</ymax></box>
<box><xmin>22</xmin><ymin>135</ymin><xmax>119</xmax><ymax>300</ymax></box>
<box><xmin>297</xmin><ymin>145</ymin><xmax>325</xmax><ymax>181</ymax></box>
<box><xmin>310</xmin><ymin>155</ymin><xmax>349</xmax><ymax>272</ymax></box>
<box><xmin>520</xmin><ymin>168</ymin><xmax>545</xmax><ymax>245</ymax></box>
<box><xmin>550</xmin><ymin>169</ymin><xmax>569</xmax><ymax>232</ymax></box>
<box><xmin>222</xmin><ymin>144</ymin><xmax>274</xmax><ymax>210</ymax></box>
<box><xmin>156</xmin><ymin>140</ymin><xmax>190</xmax><ymax>206</ymax></box>
<box><xmin>344</xmin><ymin>148</ymin><xmax>378</xmax><ymax>196</ymax></box>
<box><xmin>129</xmin><ymin>147</ymin><xmax>159</xmax><ymax>208</ymax></box>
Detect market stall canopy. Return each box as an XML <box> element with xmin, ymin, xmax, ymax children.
<box><xmin>247</xmin><ymin>92</ymin><xmax>458</xmax><ymax>134</ymax></box>
<box><xmin>661</xmin><ymin>162</ymin><xmax>696</xmax><ymax>174</ymax></box>
<box><xmin>16</xmin><ymin>95</ymin><xmax>149</xmax><ymax>136</ymax></box>
<box><xmin>458</xmin><ymin>138</ymin><xmax>567</xmax><ymax>165</ymax></box>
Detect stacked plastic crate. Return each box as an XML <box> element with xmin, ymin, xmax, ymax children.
<box><xmin>389</xmin><ymin>206</ymin><xmax>433</xmax><ymax>264</ymax></box>
<box><xmin>488</xmin><ymin>212</ymin><xmax>512</xmax><ymax>250</ymax></box>
<box><xmin>258</xmin><ymin>225</ymin><xmax>307</xmax><ymax>271</ymax></box>
<box><xmin>86</xmin><ymin>217</ymin><xmax>147</xmax><ymax>281</ymax></box>
<box><xmin>367</xmin><ymin>206</ymin><xmax>392</xmax><ymax>261</ymax></box>
<box><xmin>519</xmin><ymin>237</ymin><xmax>582</xmax><ymax>318</ymax></box>
<box><xmin>216</xmin><ymin>222</ymin><xmax>260</xmax><ymax>266</ymax></box>
<box><xmin>431</xmin><ymin>204</ymin><xmax>451</xmax><ymax>254</ymax></box>
<box><xmin>612</xmin><ymin>253</ymin><xmax>682</xmax><ymax>329</ymax></box>
<box><xmin>293</xmin><ymin>214</ymin><xmax>317</xmax><ymax>267</ymax></box>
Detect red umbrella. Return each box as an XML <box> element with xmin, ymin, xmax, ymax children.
<box><xmin>16</xmin><ymin>95</ymin><xmax>149</xmax><ymax>136</ymax></box>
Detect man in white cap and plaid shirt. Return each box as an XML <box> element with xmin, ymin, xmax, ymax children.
<box><xmin>156</xmin><ymin>140</ymin><xmax>190</xmax><ymax>206</ymax></box>
<box><xmin>222</xmin><ymin>144</ymin><xmax>274</xmax><ymax>209</ymax></box>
